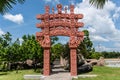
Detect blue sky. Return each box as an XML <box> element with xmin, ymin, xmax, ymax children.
<box><xmin>0</xmin><ymin>0</ymin><xmax>120</xmax><ymax>52</ymax></box>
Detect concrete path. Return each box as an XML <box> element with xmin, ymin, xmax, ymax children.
<box><xmin>44</xmin><ymin>65</ymin><xmax>72</xmax><ymax>80</ymax></box>
<box><xmin>24</xmin><ymin>64</ymin><xmax>97</xmax><ymax>80</ymax></box>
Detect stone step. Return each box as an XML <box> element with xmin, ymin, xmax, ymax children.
<box><xmin>24</xmin><ymin>75</ymin><xmax>45</xmax><ymax>80</ymax></box>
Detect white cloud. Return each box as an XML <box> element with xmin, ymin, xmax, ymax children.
<box><xmin>74</xmin><ymin>0</ymin><xmax>120</xmax><ymax>39</ymax></box>
<box><xmin>19</xmin><ymin>38</ymin><xmax>23</xmax><ymax>45</ymax></box>
<box><xmin>56</xmin><ymin>36</ymin><xmax>69</xmax><ymax>44</ymax></box>
<box><xmin>45</xmin><ymin>0</ymin><xmax>51</xmax><ymax>2</ymax></box>
<box><xmin>0</xmin><ymin>28</ymin><xmax>5</xmax><ymax>35</ymax></box>
<box><xmin>44</xmin><ymin>0</ymin><xmax>60</xmax><ymax>4</ymax></box>
<box><xmin>3</xmin><ymin>13</ymin><xmax>24</xmax><ymax>24</ymax></box>
<box><xmin>95</xmin><ymin>44</ymin><xmax>106</xmax><ymax>52</ymax></box>
<box><xmin>19</xmin><ymin>38</ymin><xmax>23</xmax><ymax>42</ymax></box>
<box><xmin>113</xmin><ymin>7</ymin><xmax>120</xmax><ymax>21</ymax></box>
<box><xmin>73</xmin><ymin>0</ymin><xmax>120</xmax><ymax>51</ymax></box>
<box><xmin>87</xmin><ymin>27</ymin><xmax>96</xmax><ymax>34</ymax></box>
<box><xmin>114</xmin><ymin>43</ymin><xmax>120</xmax><ymax>47</ymax></box>
<box><xmin>95</xmin><ymin>45</ymin><xmax>120</xmax><ymax>52</ymax></box>
<box><xmin>91</xmin><ymin>35</ymin><xmax>109</xmax><ymax>42</ymax></box>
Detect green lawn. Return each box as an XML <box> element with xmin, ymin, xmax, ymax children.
<box><xmin>73</xmin><ymin>66</ymin><xmax>120</xmax><ymax>80</ymax></box>
<box><xmin>0</xmin><ymin>69</ymin><xmax>40</xmax><ymax>80</ymax></box>
<box><xmin>0</xmin><ymin>66</ymin><xmax>120</xmax><ymax>80</ymax></box>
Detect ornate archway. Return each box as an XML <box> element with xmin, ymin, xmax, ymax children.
<box><xmin>36</xmin><ymin>4</ymin><xmax>84</xmax><ymax>76</ymax></box>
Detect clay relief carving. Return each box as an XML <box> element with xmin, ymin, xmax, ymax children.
<box><xmin>36</xmin><ymin>4</ymin><xmax>84</xmax><ymax>48</ymax></box>
<box><xmin>69</xmin><ymin>36</ymin><xmax>78</xmax><ymax>48</ymax></box>
<box><xmin>42</xmin><ymin>35</ymin><xmax>50</xmax><ymax>48</ymax></box>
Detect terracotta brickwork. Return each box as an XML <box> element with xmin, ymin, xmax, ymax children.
<box><xmin>36</xmin><ymin>4</ymin><xmax>84</xmax><ymax>76</ymax></box>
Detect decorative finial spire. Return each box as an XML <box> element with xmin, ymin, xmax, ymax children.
<box><xmin>52</xmin><ymin>7</ymin><xmax>54</xmax><ymax>14</ymax></box>
<box><xmin>65</xmin><ymin>6</ymin><xmax>67</xmax><ymax>13</ymax></box>
<box><xmin>70</xmin><ymin>5</ymin><xmax>74</xmax><ymax>13</ymax></box>
<box><xmin>45</xmin><ymin>5</ymin><xmax>50</xmax><ymax>14</ymax></box>
<box><xmin>57</xmin><ymin>4</ymin><xmax>62</xmax><ymax>14</ymax></box>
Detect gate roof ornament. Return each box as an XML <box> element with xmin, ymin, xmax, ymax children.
<box><xmin>36</xmin><ymin>4</ymin><xmax>84</xmax><ymax>48</ymax></box>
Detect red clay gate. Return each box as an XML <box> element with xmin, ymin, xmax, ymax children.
<box><xmin>36</xmin><ymin>4</ymin><xmax>84</xmax><ymax>76</ymax></box>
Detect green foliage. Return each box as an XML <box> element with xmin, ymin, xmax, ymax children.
<box><xmin>89</xmin><ymin>0</ymin><xmax>108</xmax><ymax>9</ymax></box>
<box><xmin>50</xmin><ymin>42</ymin><xmax>70</xmax><ymax>63</ymax></box>
<box><xmin>51</xmin><ymin>43</ymin><xmax>64</xmax><ymax>59</ymax></box>
<box><xmin>62</xmin><ymin>43</ymin><xmax>70</xmax><ymax>60</ymax></box>
<box><xmin>0</xmin><ymin>33</ymin><xmax>43</xmax><ymax>67</ymax></box>
<box><xmin>101</xmin><ymin>51</ymin><xmax>120</xmax><ymax>58</ymax></box>
<box><xmin>51</xmin><ymin>36</ymin><xmax>59</xmax><ymax>45</ymax></box>
<box><xmin>1</xmin><ymin>32</ymin><xmax>12</xmax><ymax>47</ymax></box>
<box><xmin>0</xmin><ymin>32</ymin><xmax>60</xmax><ymax>71</ymax></box>
<box><xmin>0</xmin><ymin>32</ymin><xmax>12</xmax><ymax>61</ymax></box>
<box><xmin>77</xmin><ymin>30</ymin><xmax>103</xmax><ymax>59</ymax></box>
<box><xmin>20</xmin><ymin>34</ymin><xmax>43</xmax><ymax>62</ymax></box>
<box><xmin>77</xmin><ymin>30</ymin><xmax>95</xmax><ymax>59</ymax></box>
<box><xmin>0</xmin><ymin>0</ymin><xmax>25</xmax><ymax>14</ymax></box>
<box><xmin>90</xmin><ymin>52</ymin><xmax>103</xmax><ymax>59</ymax></box>
<box><xmin>51</xmin><ymin>43</ymin><xmax>64</xmax><ymax>63</ymax></box>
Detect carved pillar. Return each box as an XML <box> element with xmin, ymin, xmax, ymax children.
<box><xmin>43</xmin><ymin>48</ymin><xmax>50</xmax><ymax>76</ymax></box>
<box><xmin>70</xmin><ymin>48</ymin><xmax>77</xmax><ymax>76</ymax></box>
<box><xmin>42</xmin><ymin>35</ymin><xmax>51</xmax><ymax>76</ymax></box>
<box><xmin>69</xmin><ymin>36</ymin><xmax>77</xmax><ymax>76</ymax></box>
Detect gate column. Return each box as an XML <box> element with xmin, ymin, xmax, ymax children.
<box><xmin>70</xmin><ymin>48</ymin><xmax>77</xmax><ymax>76</ymax></box>
<box><xmin>43</xmin><ymin>48</ymin><xmax>50</xmax><ymax>76</ymax></box>
<box><xmin>69</xmin><ymin>36</ymin><xmax>78</xmax><ymax>76</ymax></box>
<box><xmin>42</xmin><ymin>35</ymin><xmax>51</xmax><ymax>76</ymax></box>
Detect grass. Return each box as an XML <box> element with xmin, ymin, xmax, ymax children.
<box><xmin>0</xmin><ymin>69</ymin><xmax>41</xmax><ymax>80</ymax></box>
<box><xmin>0</xmin><ymin>66</ymin><xmax>120</xmax><ymax>80</ymax></box>
<box><xmin>73</xmin><ymin>66</ymin><xmax>120</xmax><ymax>80</ymax></box>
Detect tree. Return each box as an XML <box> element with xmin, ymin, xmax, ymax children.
<box><xmin>20</xmin><ymin>34</ymin><xmax>43</xmax><ymax>61</ymax></box>
<box><xmin>16</xmin><ymin>35</ymin><xmax>58</xmax><ymax>69</ymax></box>
<box><xmin>51</xmin><ymin>42</ymin><xmax>70</xmax><ymax>62</ymax></box>
<box><xmin>51</xmin><ymin>36</ymin><xmax>59</xmax><ymax>45</ymax></box>
<box><xmin>6</xmin><ymin>38</ymin><xmax>21</xmax><ymax>62</ymax></box>
<box><xmin>77</xmin><ymin>30</ymin><xmax>94</xmax><ymax>59</ymax></box>
<box><xmin>51</xmin><ymin>43</ymin><xmax>64</xmax><ymax>60</ymax></box>
<box><xmin>101</xmin><ymin>51</ymin><xmax>120</xmax><ymax>58</ymax></box>
<box><xmin>0</xmin><ymin>33</ymin><xmax>44</xmax><ymax>71</ymax></box>
<box><xmin>89</xmin><ymin>0</ymin><xmax>108</xmax><ymax>9</ymax></box>
<box><xmin>0</xmin><ymin>0</ymin><xmax>25</xmax><ymax>14</ymax></box>
<box><xmin>0</xmin><ymin>32</ymin><xmax>12</xmax><ymax>61</ymax></box>
<box><xmin>0</xmin><ymin>32</ymin><xmax>12</xmax><ymax>71</ymax></box>
<box><xmin>90</xmin><ymin>52</ymin><xmax>103</xmax><ymax>59</ymax></box>
<box><xmin>62</xmin><ymin>43</ymin><xmax>70</xmax><ymax>60</ymax></box>
<box><xmin>2</xmin><ymin>32</ymin><xmax>12</xmax><ymax>47</ymax></box>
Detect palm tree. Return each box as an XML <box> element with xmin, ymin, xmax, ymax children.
<box><xmin>0</xmin><ymin>0</ymin><xmax>25</xmax><ymax>14</ymax></box>
<box><xmin>89</xmin><ymin>0</ymin><xmax>108</xmax><ymax>9</ymax></box>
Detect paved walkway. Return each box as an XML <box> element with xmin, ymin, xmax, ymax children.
<box><xmin>24</xmin><ymin>64</ymin><xmax>97</xmax><ymax>80</ymax></box>
<box><xmin>44</xmin><ymin>65</ymin><xmax>72</xmax><ymax>80</ymax></box>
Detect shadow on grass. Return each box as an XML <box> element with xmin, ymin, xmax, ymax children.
<box><xmin>0</xmin><ymin>72</ymin><xmax>8</xmax><ymax>75</ymax></box>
